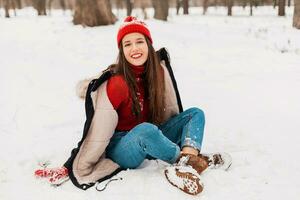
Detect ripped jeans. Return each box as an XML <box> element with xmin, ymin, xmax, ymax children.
<box><xmin>105</xmin><ymin>107</ymin><xmax>205</xmax><ymax>169</ymax></box>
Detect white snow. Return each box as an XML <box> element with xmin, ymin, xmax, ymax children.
<box><xmin>1</xmin><ymin>6</ymin><xmax>300</xmax><ymax>200</ymax></box>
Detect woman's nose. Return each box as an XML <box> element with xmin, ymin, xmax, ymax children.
<box><xmin>132</xmin><ymin>43</ymin><xmax>139</xmax><ymax>50</ymax></box>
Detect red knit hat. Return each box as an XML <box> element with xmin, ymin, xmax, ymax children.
<box><xmin>117</xmin><ymin>16</ymin><xmax>152</xmax><ymax>48</ymax></box>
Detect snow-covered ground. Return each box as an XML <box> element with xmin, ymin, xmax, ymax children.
<box><xmin>1</xmin><ymin>6</ymin><xmax>300</xmax><ymax>200</ymax></box>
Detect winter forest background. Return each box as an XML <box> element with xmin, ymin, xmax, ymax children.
<box><xmin>1</xmin><ymin>0</ymin><xmax>300</xmax><ymax>200</ymax></box>
<box><xmin>1</xmin><ymin>0</ymin><xmax>300</xmax><ymax>27</ymax></box>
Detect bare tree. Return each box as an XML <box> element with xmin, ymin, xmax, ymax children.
<box><xmin>176</xmin><ymin>0</ymin><xmax>181</xmax><ymax>15</ymax></box>
<box><xmin>66</xmin><ymin>0</ymin><xmax>76</xmax><ymax>11</ymax></box>
<box><xmin>3</xmin><ymin>0</ymin><xmax>17</xmax><ymax>17</ymax></box>
<box><xmin>293</xmin><ymin>0</ymin><xmax>300</xmax><ymax>29</ymax></box>
<box><xmin>227</xmin><ymin>0</ymin><xmax>233</xmax><ymax>16</ymax></box>
<box><xmin>250</xmin><ymin>0</ymin><xmax>253</xmax><ymax>16</ymax></box>
<box><xmin>203</xmin><ymin>0</ymin><xmax>208</xmax><ymax>15</ymax></box>
<box><xmin>32</xmin><ymin>0</ymin><xmax>47</xmax><ymax>15</ymax></box>
<box><xmin>15</xmin><ymin>0</ymin><xmax>21</xmax><ymax>8</ymax></box>
<box><xmin>126</xmin><ymin>0</ymin><xmax>133</xmax><ymax>16</ymax></box>
<box><xmin>152</xmin><ymin>0</ymin><xmax>169</xmax><ymax>21</ymax></box>
<box><xmin>273</xmin><ymin>0</ymin><xmax>277</xmax><ymax>8</ymax></box>
<box><xmin>278</xmin><ymin>0</ymin><xmax>285</xmax><ymax>16</ymax></box>
<box><xmin>4</xmin><ymin>0</ymin><xmax>10</xmax><ymax>17</ymax></box>
<box><xmin>60</xmin><ymin>0</ymin><xmax>66</xmax><ymax>11</ymax></box>
<box><xmin>242</xmin><ymin>0</ymin><xmax>247</xmax><ymax>9</ymax></box>
<box><xmin>73</xmin><ymin>0</ymin><xmax>116</xmax><ymax>27</ymax></box>
<box><xmin>214</xmin><ymin>0</ymin><xmax>218</xmax><ymax>9</ymax></box>
<box><xmin>182</xmin><ymin>0</ymin><xmax>188</xmax><ymax>14</ymax></box>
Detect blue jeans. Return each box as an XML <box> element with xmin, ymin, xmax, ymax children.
<box><xmin>105</xmin><ymin>107</ymin><xmax>205</xmax><ymax>169</ymax></box>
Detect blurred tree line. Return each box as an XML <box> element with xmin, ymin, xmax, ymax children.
<box><xmin>0</xmin><ymin>0</ymin><xmax>299</xmax><ymax>28</ymax></box>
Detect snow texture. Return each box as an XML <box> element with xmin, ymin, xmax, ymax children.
<box><xmin>1</xmin><ymin>6</ymin><xmax>300</xmax><ymax>200</ymax></box>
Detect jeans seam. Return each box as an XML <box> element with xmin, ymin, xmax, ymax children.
<box><xmin>185</xmin><ymin>114</ymin><xmax>192</xmax><ymax>139</ymax></box>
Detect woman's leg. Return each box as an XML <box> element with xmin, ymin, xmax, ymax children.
<box><xmin>159</xmin><ymin>107</ymin><xmax>205</xmax><ymax>154</ymax></box>
<box><xmin>106</xmin><ymin>122</ymin><xmax>181</xmax><ymax>169</ymax></box>
<box><xmin>162</xmin><ymin>108</ymin><xmax>207</xmax><ymax>196</ymax></box>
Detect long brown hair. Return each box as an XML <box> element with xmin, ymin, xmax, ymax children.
<box><xmin>115</xmin><ymin>37</ymin><xmax>165</xmax><ymax>125</ymax></box>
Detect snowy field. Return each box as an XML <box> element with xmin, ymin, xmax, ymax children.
<box><xmin>1</xmin><ymin>6</ymin><xmax>300</xmax><ymax>200</ymax></box>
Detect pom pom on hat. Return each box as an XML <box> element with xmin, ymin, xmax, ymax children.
<box><xmin>117</xmin><ymin>16</ymin><xmax>152</xmax><ymax>48</ymax></box>
<box><xmin>124</xmin><ymin>16</ymin><xmax>137</xmax><ymax>22</ymax></box>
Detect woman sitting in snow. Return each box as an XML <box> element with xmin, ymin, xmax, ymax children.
<box><xmin>34</xmin><ymin>16</ymin><xmax>230</xmax><ymax>195</ymax></box>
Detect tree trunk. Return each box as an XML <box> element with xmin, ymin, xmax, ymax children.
<box><xmin>183</xmin><ymin>0</ymin><xmax>188</xmax><ymax>14</ymax></box>
<box><xmin>66</xmin><ymin>0</ymin><xmax>75</xmax><ymax>10</ymax></box>
<box><xmin>60</xmin><ymin>0</ymin><xmax>66</xmax><ymax>11</ymax></box>
<box><xmin>242</xmin><ymin>0</ymin><xmax>247</xmax><ymax>9</ymax></box>
<box><xmin>227</xmin><ymin>0</ymin><xmax>233</xmax><ymax>16</ymax></box>
<box><xmin>126</xmin><ymin>0</ymin><xmax>133</xmax><ymax>16</ymax></box>
<box><xmin>73</xmin><ymin>0</ymin><xmax>116</xmax><ymax>27</ymax></box>
<box><xmin>273</xmin><ymin>0</ymin><xmax>277</xmax><ymax>8</ymax></box>
<box><xmin>115</xmin><ymin>0</ymin><xmax>122</xmax><ymax>9</ymax></box>
<box><xmin>16</xmin><ymin>0</ymin><xmax>22</xmax><ymax>8</ymax></box>
<box><xmin>152</xmin><ymin>0</ymin><xmax>169</xmax><ymax>21</ymax></box>
<box><xmin>203</xmin><ymin>0</ymin><xmax>208</xmax><ymax>15</ymax></box>
<box><xmin>33</xmin><ymin>0</ymin><xmax>47</xmax><ymax>15</ymax></box>
<box><xmin>278</xmin><ymin>0</ymin><xmax>285</xmax><ymax>16</ymax></box>
<box><xmin>293</xmin><ymin>0</ymin><xmax>300</xmax><ymax>29</ymax></box>
<box><xmin>176</xmin><ymin>0</ymin><xmax>181</xmax><ymax>15</ymax></box>
<box><xmin>4</xmin><ymin>0</ymin><xmax>10</xmax><ymax>18</ymax></box>
<box><xmin>250</xmin><ymin>0</ymin><xmax>253</xmax><ymax>16</ymax></box>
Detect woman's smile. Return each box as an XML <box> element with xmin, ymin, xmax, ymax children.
<box><xmin>131</xmin><ymin>53</ymin><xmax>143</xmax><ymax>59</ymax></box>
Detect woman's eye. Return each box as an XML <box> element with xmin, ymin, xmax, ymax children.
<box><xmin>137</xmin><ymin>41</ymin><xmax>144</xmax><ymax>44</ymax></box>
<box><xmin>124</xmin><ymin>43</ymin><xmax>131</xmax><ymax>47</ymax></box>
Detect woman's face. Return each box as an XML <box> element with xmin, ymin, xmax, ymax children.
<box><xmin>122</xmin><ymin>32</ymin><xmax>149</xmax><ymax>66</ymax></box>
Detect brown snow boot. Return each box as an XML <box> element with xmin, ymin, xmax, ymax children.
<box><xmin>200</xmin><ymin>152</ymin><xmax>232</xmax><ymax>170</ymax></box>
<box><xmin>164</xmin><ymin>153</ymin><xmax>208</xmax><ymax>195</ymax></box>
<box><xmin>180</xmin><ymin>153</ymin><xmax>209</xmax><ymax>174</ymax></box>
<box><xmin>164</xmin><ymin>165</ymin><xmax>203</xmax><ymax>195</ymax></box>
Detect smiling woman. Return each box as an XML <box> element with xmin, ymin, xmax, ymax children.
<box><xmin>34</xmin><ymin>16</ymin><xmax>230</xmax><ymax>196</ymax></box>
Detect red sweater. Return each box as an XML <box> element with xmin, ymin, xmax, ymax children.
<box><xmin>106</xmin><ymin>65</ymin><xmax>149</xmax><ymax>131</ymax></box>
